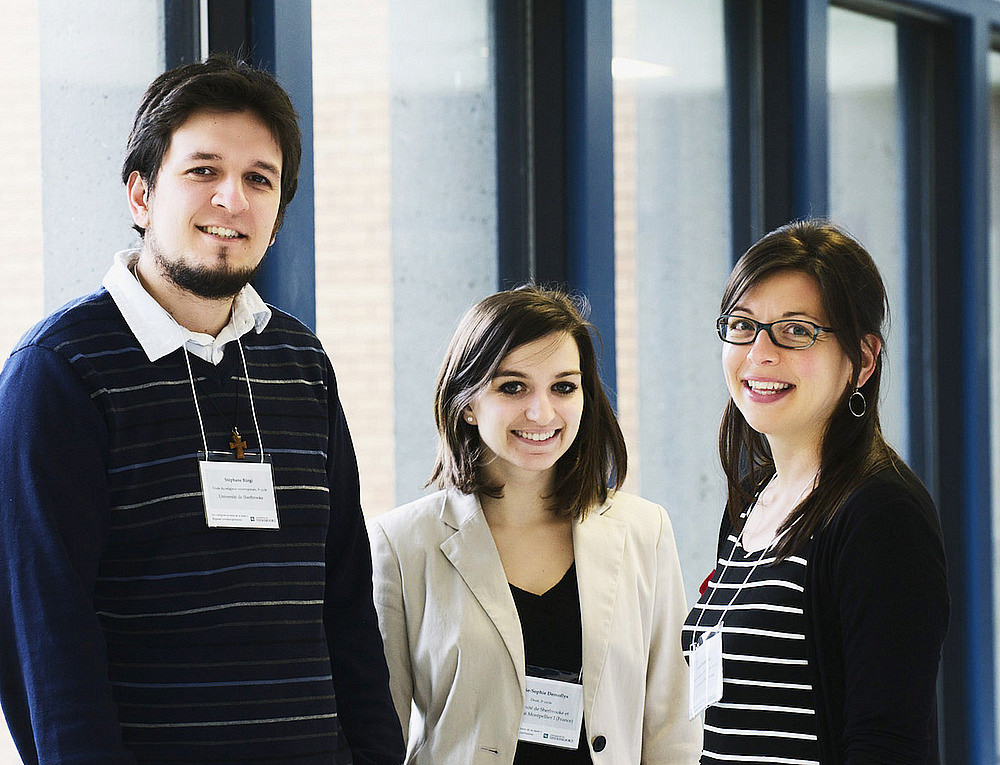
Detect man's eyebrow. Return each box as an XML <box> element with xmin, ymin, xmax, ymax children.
<box><xmin>251</xmin><ymin>160</ymin><xmax>282</xmax><ymax>177</ymax></box>
<box><xmin>184</xmin><ymin>152</ymin><xmax>281</xmax><ymax>177</ymax></box>
<box><xmin>185</xmin><ymin>151</ymin><xmax>222</xmax><ymax>163</ymax></box>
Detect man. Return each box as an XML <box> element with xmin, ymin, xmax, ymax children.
<box><xmin>0</xmin><ymin>56</ymin><xmax>404</xmax><ymax>764</ymax></box>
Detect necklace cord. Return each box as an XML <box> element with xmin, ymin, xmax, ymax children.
<box><xmin>236</xmin><ymin>336</ymin><xmax>266</xmax><ymax>463</ymax></box>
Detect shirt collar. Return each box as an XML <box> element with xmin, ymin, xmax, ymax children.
<box><xmin>102</xmin><ymin>249</ymin><xmax>271</xmax><ymax>365</ymax></box>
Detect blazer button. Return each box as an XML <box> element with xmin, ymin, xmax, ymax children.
<box><xmin>592</xmin><ymin>735</ymin><xmax>607</xmax><ymax>752</ymax></box>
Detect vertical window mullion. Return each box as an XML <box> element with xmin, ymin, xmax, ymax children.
<box><xmin>565</xmin><ymin>0</ymin><xmax>617</xmax><ymax>398</ymax></box>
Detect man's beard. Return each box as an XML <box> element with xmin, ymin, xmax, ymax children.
<box><xmin>148</xmin><ymin>230</ymin><xmax>264</xmax><ymax>300</ymax></box>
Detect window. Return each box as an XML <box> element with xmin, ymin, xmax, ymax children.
<box><xmin>827</xmin><ymin>7</ymin><xmax>907</xmax><ymax>457</ymax></box>
<box><xmin>612</xmin><ymin>0</ymin><xmax>731</xmax><ymax>593</ymax></box>
<box><xmin>1</xmin><ymin>0</ymin><xmax>43</xmax><ymax>361</ymax></box>
<box><xmin>988</xmin><ymin>45</ymin><xmax>1000</xmax><ymax>761</ymax></box>
<box><xmin>312</xmin><ymin>1</ymin><xmax>497</xmax><ymax>516</ymax></box>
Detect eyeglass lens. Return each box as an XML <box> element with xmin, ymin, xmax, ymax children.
<box><xmin>720</xmin><ymin>317</ymin><xmax>818</xmax><ymax>349</ymax></box>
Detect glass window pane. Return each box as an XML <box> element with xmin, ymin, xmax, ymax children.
<box><xmin>613</xmin><ymin>0</ymin><xmax>731</xmax><ymax>596</ymax></box>
<box><xmin>39</xmin><ymin>3</ymin><xmax>164</xmax><ymax>311</ymax></box>
<box><xmin>312</xmin><ymin>2</ymin><xmax>497</xmax><ymax>517</ymax></box>
<box><xmin>0</xmin><ymin>0</ymin><xmax>42</xmax><ymax>362</ymax></box>
<box><xmin>1</xmin><ymin>0</ymin><xmax>157</xmax><ymax>360</ymax></box>
<box><xmin>988</xmin><ymin>47</ymin><xmax>1000</xmax><ymax>764</ymax></box>
<box><xmin>828</xmin><ymin>8</ymin><xmax>907</xmax><ymax>458</ymax></box>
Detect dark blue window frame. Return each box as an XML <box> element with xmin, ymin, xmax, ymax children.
<box><xmin>494</xmin><ymin>0</ymin><xmax>617</xmax><ymax>401</ymax></box>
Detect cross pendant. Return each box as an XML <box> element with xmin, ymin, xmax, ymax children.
<box><xmin>230</xmin><ymin>427</ymin><xmax>248</xmax><ymax>460</ymax></box>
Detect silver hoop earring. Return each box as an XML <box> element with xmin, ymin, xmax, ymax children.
<box><xmin>848</xmin><ymin>389</ymin><xmax>866</xmax><ymax>418</ymax></box>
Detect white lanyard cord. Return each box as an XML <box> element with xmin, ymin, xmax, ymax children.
<box><xmin>236</xmin><ymin>335</ymin><xmax>266</xmax><ymax>462</ymax></box>
<box><xmin>689</xmin><ymin>470</ymin><xmax>817</xmax><ymax>651</ymax></box>
<box><xmin>182</xmin><ymin>346</ymin><xmax>210</xmax><ymax>456</ymax></box>
<box><xmin>181</xmin><ymin>334</ymin><xmax>264</xmax><ymax>462</ymax></box>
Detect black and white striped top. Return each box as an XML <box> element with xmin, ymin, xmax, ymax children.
<box><xmin>682</xmin><ymin>526</ymin><xmax>820</xmax><ymax>765</ymax></box>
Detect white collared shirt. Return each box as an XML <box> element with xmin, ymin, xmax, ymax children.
<box><xmin>102</xmin><ymin>249</ymin><xmax>271</xmax><ymax>365</ymax></box>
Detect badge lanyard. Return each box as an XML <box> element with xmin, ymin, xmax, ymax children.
<box><xmin>687</xmin><ymin>470</ymin><xmax>817</xmax><ymax>718</ymax></box>
<box><xmin>182</xmin><ymin>334</ymin><xmax>280</xmax><ymax>530</ymax></box>
<box><xmin>182</xmin><ymin>334</ymin><xmax>266</xmax><ymax>464</ymax></box>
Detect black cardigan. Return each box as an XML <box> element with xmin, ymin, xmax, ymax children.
<box><xmin>718</xmin><ymin>464</ymin><xmax>949</xmax><ymax>764</ymax></box>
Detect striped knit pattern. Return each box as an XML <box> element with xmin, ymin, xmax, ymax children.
<box><xmin>30</xmin><ymin>291</ymin><xmax>345</xmax><ymax>763</ymax></box>
<box><xmin>683</xmin><ymin>531</ymin><xmax>820</xmax><ymax>765</ymax></box>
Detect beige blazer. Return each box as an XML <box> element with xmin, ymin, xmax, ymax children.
<box><xmin>370</xmin><ymin>489</ymin><xmax>701</xmax><ymax>764</ymax></box>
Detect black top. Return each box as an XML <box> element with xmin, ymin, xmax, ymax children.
<box><xmin>803</xmin><ymin>464</ymin><xmax>948</xmax><ymax>764</ymax></box>
<box><xmin>510</xmin><ymin>562</ymin><xmax>592</xmax><ymax>764</ymax></box>
<box><xmin>689</xmin><ymin>464</ymin><xmax>948</xmax><ymax>764</ymax></box>
<box><xmin>682</xmin><ymin>531</ymin><xmax>820</xmax><ymax>763</ymax></box>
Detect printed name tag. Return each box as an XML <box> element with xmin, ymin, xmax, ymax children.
<box><xmin>689</xmin><ymin>626</ymin><xmax>724</xmax><ymax>719</ymax></box>
<box><xmin>518</xmin><ymin>675</ymin><xmax>585</xmax><ymax>750</ymax></box>
<box><xmin>199</xmin><ymin>457</ymin><xmax>279</xmax><ymax>529</ymax></box>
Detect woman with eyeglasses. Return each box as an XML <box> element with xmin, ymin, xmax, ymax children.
<box><xmin>682</xmin><ymin>220</ymin><xmax>949</xmax><ymax>764</ymax></box>
<box><xmin>371</xmin><ymin>286</ymin><xmax>701</xmax><ymax>763</ymax></box>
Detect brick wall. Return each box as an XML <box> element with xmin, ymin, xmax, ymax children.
<box><xmin>312</xmin><ymin>3</ymin><xmax>396</xmax><ymax>518</ymax></box>
<box><xmin>0</xmin><ymin>0</ymin><xmax>43</xmax><ymax>364</ymax></box>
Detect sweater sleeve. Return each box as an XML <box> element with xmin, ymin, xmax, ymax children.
<box><xmin>321</xmin><ymin>360</ymin><xmax>405</xmax><ymax>765</ymax></box>
<box><xmin>0</xmin><ymin>345</ymin><xmax>136</xmax><ymax>764</ymax></box>
<box><xmin>831</xmin><ymin>488</ymin><xmax>949</xmax><ymax>763</ymax></box>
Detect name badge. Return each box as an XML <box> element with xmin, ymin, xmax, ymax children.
<box><xmin>199</xmin><ymin>453</ymin><xmax>279</xmax><ymax>529</ymax></box>
<box><xmin>688</xmin><ymin>625</ymin><xmax>724</xmax><ymax>719</ymax></box>
<box><xmin>518</xmin><ymin>674</ymin><xmax>585</xmax><ymax>750</ymax></box>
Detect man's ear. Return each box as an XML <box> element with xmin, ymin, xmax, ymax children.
<box><xmin>127</xmin><ymin>171</ymin><xmax>151</xmax><ymax>229</ymax></box>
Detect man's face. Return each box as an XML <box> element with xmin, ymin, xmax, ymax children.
<box><xmin>128</xmin><ymin>109</ymin><xmax>283</xmax><ymax>300</ymax></box>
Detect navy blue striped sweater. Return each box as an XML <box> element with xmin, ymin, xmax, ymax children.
<box><xmin>0</xmin><ymin>289</ymin><xmax>404</xmax><ymax>764</ymax></box>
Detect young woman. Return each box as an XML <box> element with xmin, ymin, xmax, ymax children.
<box><xmin>371</xmin><ymin>286</ymin><xmax>700</xmax><ymax>764</ymax></box>
<box><xmin>682</xmin><ymin>220</ymin><xmax>949</xmax><ymax>764</ymax></box>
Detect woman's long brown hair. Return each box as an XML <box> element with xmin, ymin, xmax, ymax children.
<box><xmin>718</xmin><ymin>220</ymin><xmax>902</xmax><ymax>558</ymax></box>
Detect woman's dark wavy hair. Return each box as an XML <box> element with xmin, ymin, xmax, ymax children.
<box><xmin>429</xmin><ymin>285</ymin><xmax>627</xmax><ymax>519</ymax></box>
<box><xmin>121</xmin><ymin>54</ymin><xmax>301</xmax><ymax>237</ymax></box>
<box><xmin>719</xmin><ymin>219</ymin><xmax>900</xmax><ymax>557</ymax></box>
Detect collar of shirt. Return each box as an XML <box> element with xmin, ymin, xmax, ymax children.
<box><xmin>102</xmin><ymin>249</ymin><xmax>272</xmax><ymax>365</ymax></box>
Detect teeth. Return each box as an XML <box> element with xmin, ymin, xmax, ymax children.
<box><xmin>515</xmin><ymin>430</ymin><xmax>556</xmax><ymax>441</ymax></box>
<box><xmin>747</xmin><ymin>380</ymin><xmax>791</xmax><ymax>394</ymax></box>
<box><xmin>202</xmin><ymin>225</ymin><xmax>241</xmax><ymax>238</ymax></box>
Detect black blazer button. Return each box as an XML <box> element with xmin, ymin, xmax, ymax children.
<box><xmin>592</xmin><ymin>735</ymin><xmax>607</xmax><ymax>752</ymax></box>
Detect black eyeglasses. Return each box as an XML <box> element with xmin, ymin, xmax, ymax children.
<box><xmin>716</xmin><ymin>314</ymin><xmax>835</xmax><ymax>350</ymax></box>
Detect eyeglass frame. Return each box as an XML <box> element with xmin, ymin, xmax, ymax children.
<box><xmin>716</xmin><ymin>313</ymin><xmax>836</xmax><ymax>350</ymax></box>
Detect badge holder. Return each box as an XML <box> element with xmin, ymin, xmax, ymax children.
<box><xmin>198</xmin><ymin>450</ymin><xmax>279</xmax><ymax>530</ymax></box>
<box><xmin>518</xmin><ymin>665</ymin><xmax>585</xmax><ymax>750</ymax></box>
<box><xmin>688</xmin><ymin>625</ymin><xmax>723</xmax><ymax>719</ymax></box>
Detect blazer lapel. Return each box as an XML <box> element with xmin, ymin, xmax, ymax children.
<box><xmin>439</xmin><ymin>492</ymin><xmax>526</xmax><ymax>695</ymax></box>
<box><xmin>574</xmin><ymin>499</ymin><xmax>626</xmax><ymax>716</ymax></box>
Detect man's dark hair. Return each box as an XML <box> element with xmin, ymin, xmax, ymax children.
<box><xmin>122</xmin><ymin>54</ymin><xmax>302</xmax><ymax>236</ymax></box>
